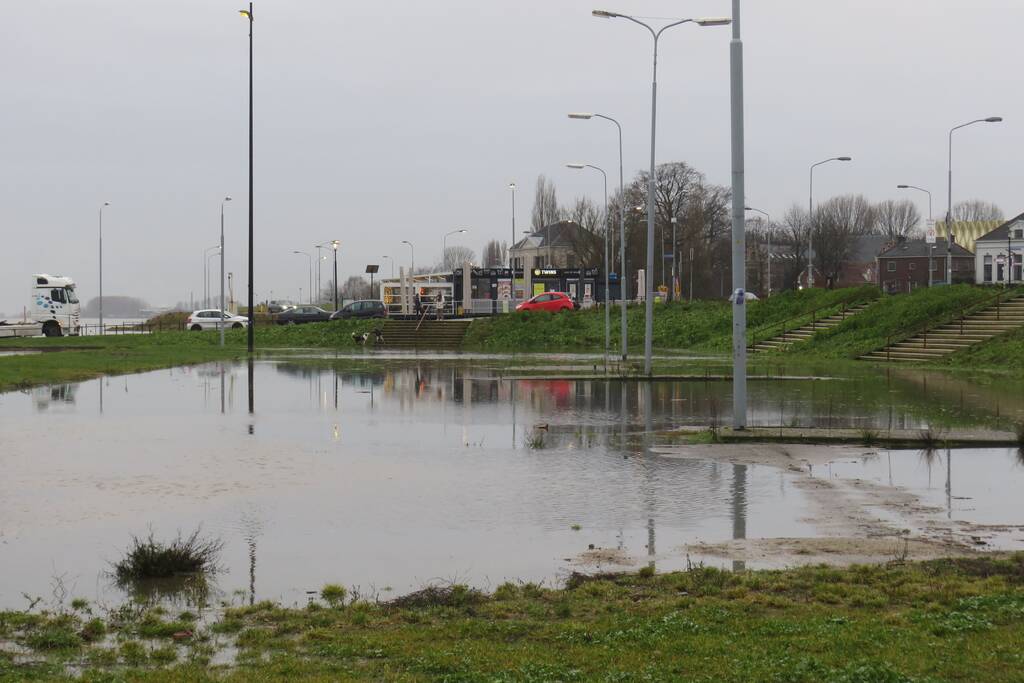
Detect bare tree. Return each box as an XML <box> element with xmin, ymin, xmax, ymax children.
<box><xmin>952</xmin><ymin>199</ymin><xmax>1004</xmax><ymax>222</ymax></box>
<box><xmin>481</xmin><ymin>240</ymin><xmax>507</xmax><ymax>267</ymax></box>
<box><xmin>562</xmin><ymin>197</ymin><xmax>606</xmax><ymax>268</ymax></box>
<box><xmin>813</xmin><ymin>195</ymin><xmax>876</xmax><ymax>288</ymax></box>
<box><xmin>531</xmin><ymin>175</ymin><xmax>561</xmax><ymax>230</ymax></box>
<box><xmin>778</xmin><ymin>204</ymin><xmax>810</xmax><ymax>289</ymax></box>
<box><xmin>339</xmin><ymin>276</ymin><xmax>370</xmax><ymax>300</ymax></box>
<box><xmin>442</xmin><ymin>245</ymin><xmax>476</xmax><ymax>271</ymax></box>
<box><xmin>875</xmin><ymin>199</ymin><xmax>922</xmax><ymax>239</ymax></box>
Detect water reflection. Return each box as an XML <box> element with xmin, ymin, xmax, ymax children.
<box><xmin>32</xmin><ymin>384</ymin><xmax>76</xmax><ymax>411</ymax></box>
<box><xmin>2</xmin><ymin>357</ymin><xmax>1023</xmax><ymax>608</ymax></box>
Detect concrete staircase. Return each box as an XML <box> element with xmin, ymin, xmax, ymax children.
<box><xmin>750</xmin><ymin>302</ymin><xmax>872</xmax><ymax>353</ymax></box>
<box><xmin>380</xmin><ymin>319</ymin><xmax>472</xmax><ymax>350</ymax></box>
<box><xmin>861</xmin><ymin>294</ymin><xmax>1024</xmax><ymax>362</ymax></box>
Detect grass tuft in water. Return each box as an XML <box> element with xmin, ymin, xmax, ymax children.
<box><xmin>114</xmin><ymin>529</ymin><xmax>223</xmax><ymax>582</ymax></box>
<box><xmin>859</xmin><ymin>428</ymin><xmax>880</xmax><ymax>446</ymax></box>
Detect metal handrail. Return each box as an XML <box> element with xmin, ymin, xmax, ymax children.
<box><xmin>876</xmin><ymin>285</ymin><xmax>1022</xmax><ymax>358</ymax></box>
<box><xmin>747</xmin><ymin>288</ymin><xmax>879</xmax><ymax>349</ymax></box>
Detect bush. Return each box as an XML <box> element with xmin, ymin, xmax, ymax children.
<box><xmin>114</xmin><ymin>529</ymin><xmax>223</xmax><ymax>582</ymax></box>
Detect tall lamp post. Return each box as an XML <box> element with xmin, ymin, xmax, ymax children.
<box><xmin>331</xmin><ymin>240</ymin><xmax>340</xmax><ymax>310</ymax></box>
<box><xmin>593</xmin><ymin>9</ymin><xmax>730</xmax><ymax>375</ymax></box>
<box><xmin>745</xmin><ymin>207</ymin><xmax>771</xmax><ymax>295</ymax></box>
<box><xmin>98</xmin><ymin>201</ymin><xmax>110</xmax><ymax>333</ymax></box>
<box><xmin>897</xmin><ymin>184</ymin><xmax>933</xmax><ymax>286</ymax></box>
<box><xmin>567</xmin><ymin>162</ymin><xmax>610</xmax><ymax>364</ymax></box>
<box><xmin>382</xmin><ymin>255</ymin><xmax>393</xmax><ymax>278</ymax></box>
<box><xmin>401</xmin><ymin>239</ymin><xmax>414</xmax><ymax>276</ymax></box>
<box><xmin>728</xmin><ymin>0</ymin><xmax>747</xmax><ymax>430</ymax></box>
<box><xmin>568</xmin><ymin>112</ymin><xmax>628</xmax><ymax>361</ymax></box>
<box><xmin>219</xmin><ymin>196</ymin><xmax>232</xmax><ymax>346</ymax></box>
<box><xmin>239</xmin><ymin>3</ymin><xmax>255</xmax><ymax>353</ymax></box>
<box><xmin>808</xmin><ymin>156</ymin><xmax>852</xmax><ymax>287</ymax></box>
<box><xmin>442</xmin><ymin>229</ymin><xmax>468</xmax><ymax>270</ymax></box>
<box><xmin>206</xmin><ymin>247</ymin><xmax>220</xmax><ymax>308</ymax></box>
<box><xmin>292</xmin><ymin>251</ymin><xmax>312</xmax><ymax>303</ymax></box>
<box><xmin>508</xmin><ymin>182</ymin><xmax>516</xmax><ymax>296</ymax></box>
<box><xmin>946</xmin><ymin>116</ymin><xmax>1002</xmax><ymax>285</ymax></box>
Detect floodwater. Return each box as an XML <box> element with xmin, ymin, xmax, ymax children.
<box><xmin>0</xmin><ymin>356</ymin><xmax>1021</xmax><ymax>608</ymax></box>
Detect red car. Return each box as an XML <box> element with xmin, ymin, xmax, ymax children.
<box><xmin>516</xmin><ymin>291</ymin><xmax>578</xmax><ymax>313</ymax></box>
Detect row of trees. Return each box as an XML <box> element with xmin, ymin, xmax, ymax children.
<box><xmin>328</xmin><ymin>167</ymin><xmax>1005</xmax><ymax>302</ymax></box>
<box><xmin>750</xmin><ymin>196</ymin><xmax>1004</xmax><ymax>291</ymax></box>
<box><xmin>524</xmin><ymin>165</ymin><xmax>1005</xmax><ymax>296</ymax></box>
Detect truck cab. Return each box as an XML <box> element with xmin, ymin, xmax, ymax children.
<box><xmin>32</xmin><ymin>274</ymin><xmax>81</xmax><ymax>337</ymax></box>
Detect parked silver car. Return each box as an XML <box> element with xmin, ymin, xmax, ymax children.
<box><xmin>186</xmin><ymin>309</ymin><xmax>249</xmax><ymax>331</ymax></box>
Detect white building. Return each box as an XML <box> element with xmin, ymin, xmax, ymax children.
<box><xmin>974</xmin><ymin>213</ymin><xmax>1024</xmax><ymax>285</ymax></box>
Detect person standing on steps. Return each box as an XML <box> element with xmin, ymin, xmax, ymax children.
<box><xmin>435</xmin><ymin>291</ymin><xmax>445</xmax><ymax>320</ymax></box>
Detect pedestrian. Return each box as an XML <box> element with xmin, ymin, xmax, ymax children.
<box><xmin>414</xmin><ymin>290</ymin><xmax>422</xmax><ymax>317</ymax></box>
<box><xmin>435</xmin><ymin>291</ymin><xmax>445</xmax><ymax>320</ymax></box>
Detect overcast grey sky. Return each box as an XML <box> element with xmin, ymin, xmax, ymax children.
<box><xmin>2</xmin><ymin>0</ymin><xmax>1021</xmax><ymax>313</ymax></box>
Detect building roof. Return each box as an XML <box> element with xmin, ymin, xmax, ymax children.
<box><xmin>877</xmin><ymin>238</ymin><xmax>972</xmax><ymax>259</ymax></box>
<box><xmin>974</xmin><ymin>212</ymin><xmax>1024</xmax><ymax>243</ymax></box>
<box><xmin>848</xmin><ymin>235</ymin><xmax>890</xmax><ymax>262</ymax></box>
<box><xmin>511</xmin><ymin>220</ymin><xmax>586</xmax><ymax>251</ymax></box>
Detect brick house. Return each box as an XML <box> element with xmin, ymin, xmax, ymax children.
<box><xmin>876</xmin><ymin>239</ymin><xmax>974</xmax><ymax>293</ymax></box>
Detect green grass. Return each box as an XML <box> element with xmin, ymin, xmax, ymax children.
<box><xmin>798</xmin><ymin>284</ymin><xmax>1008</xmax><ymax>359</ymax></box>
<box><xmin>0</xmin><ymin>320</ymin><xmax>381</xmax><ymax>393</ymax></box>
<box><xmin>2</xmin><ymin>555</ymin><xmax>1023</xmax><ymax>681</ymax></box>
<box><xmin>947</xmin><ymin>324</ymin><xmax>1024</xmax><ymax>370</ymax></box>
<box><xmin>462</xmin><ymin>286</ymin><xmax>877</xmax><ymax>353</ymax></box>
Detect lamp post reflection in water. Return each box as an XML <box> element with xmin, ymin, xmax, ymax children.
<box><xmin>731</xmin><ymin>464</ymin><xmax>748</xmax><ymax>571</ymax></box>
<box><xmin>247</xmin><ymin>357</ymin><xmax>255</xmax><ymax>433</ymax></box>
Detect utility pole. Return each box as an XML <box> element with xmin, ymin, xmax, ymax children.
<box><xmin>729</xmin><ymin>0</ymin><xmax>747</xmax><ymax>429</ymax></box>
<box><xmin>240</xmin><ymin>3</ymin><xmax>255</xmax><ymax>353</ymax></box>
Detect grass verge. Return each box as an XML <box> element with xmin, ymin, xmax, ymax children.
<box><xmin>2</xmin><ymin>555</ymin><xmax>1023</xmax><ymax>680</ymax></box>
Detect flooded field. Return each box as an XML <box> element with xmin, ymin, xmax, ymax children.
<box><xmin>0</xmin><ymin>355</ymin><xmax>1022</xmax><ymax>608</ymax></box>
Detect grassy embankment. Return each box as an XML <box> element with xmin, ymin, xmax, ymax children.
<box><xmin>3</xmin><ymin>285</ymin><xmax>1023</xmax><ymax>393</ymax></box>
<box><xmin>0</xmin><ymin>321</ymin><xmax>380</xmax><ymax>393</ymax></box>
<box><xmin>461</xmin><ymin>286</ymin><xmax>878</xmax><ymax>353</ymax></box>
<box><xmin>2</xmin><ymin>556</ymin><xmax>1023</xmax><ymax>681</ymax></box>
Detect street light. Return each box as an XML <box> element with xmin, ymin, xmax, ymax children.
<box><xmin>567</xmin><ymin>163</ymin><xmax>610</xmax><ymax>365</ymax></box>
<box><xmin>382</xmin><ymin>254</ymin><xmax>394</xmax><ymax>278</ymax></box>
<box><xmin>442</xmin><ymin>228</ymin><xmax>469</xmax><ymax>270</ymax></box>
<box><xmin>897</xmin><ymin>184</ymin><xmax>934</xmax><ymax>287</ymax></box>
<box><xmin>745</xmin><ymin>207</ymin><xmax>771</xmax><ymax>296</ymax></box>
<box><xmin>239</xmin><ymin>3</ymin><xmax>255</xmax><ymax>353</ymax></box>
<box><xmin>292</xmin><ymin>251</ymin><xmax>313</xmax><ymax>303</ymax></box>
<box><xmin>219</xmin><ymin>196</ymin><xmax>232</xmax><ymax>346</ymax></box>
<box><xmin>401</xmin><ymin>239</ymin><xmax>414</xmax><ymax>276</ymax></box>
<box><xmin>508</xmin><ymin>183</ymin><xmax>516</xmax><ymax>296</ymax></box>
<box><xmin>204</xmin><ymin>244</ymin><xmax>220</xmax><ymax>306</ymax></box>
<box><xmin>98</xmin><ymin>201</ymin><xmax>110</xmax><ymax>333</ymax></box>
<box><xmin>946</xmin><ymin>116</ymin><xmax>1002</xmax><ymax>285</ymax></box>
<box><xmin>568</xmin><ymin>111</ymin><xmax>628</xmax><ymax>361</ymax></box>
<box><xmin>808</xmin><ymin>156</ymin><xmax>852</xmax><ymax>287</ymax></box>
<box><xmin>593</xmin><ymin>9</ymin><xmax>730</xmax><ymax>375</ymax></box>
<box><xmin>331</xmin><ymin>240</ymin><xmax>340</xmax><ymax>311</ymax></box>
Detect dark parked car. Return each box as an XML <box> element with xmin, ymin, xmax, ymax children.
<box><xmin>330</xmin><ymin>300</ymin><xmax>387</xmax><ymax>320</ymax></box>
<box><xmin>275</xmin><ymin>305</ymin><xmax>332</xmax><ymax>324</ymax></box>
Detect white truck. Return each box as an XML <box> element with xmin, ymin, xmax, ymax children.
<box><xmin>0</xmin><ymin>274</ymin><xmax>81</xmax><ymax>338</ymax></box>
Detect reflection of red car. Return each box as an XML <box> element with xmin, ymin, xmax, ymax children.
<box><xmin>516</xmin><ymin>292</ymin><xmax>578</xmax><ymax>313</ymax></box>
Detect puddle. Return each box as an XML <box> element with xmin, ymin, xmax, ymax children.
<box><xmin>0</xmin><ymin>358</ymin><xmax>1021</xmax><ymax>607</ymax></box>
